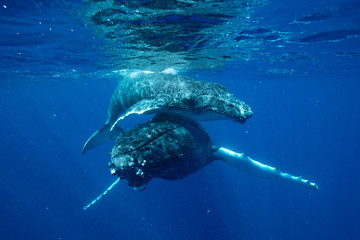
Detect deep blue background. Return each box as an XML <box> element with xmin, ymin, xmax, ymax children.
<box><xmin>1</xmin><ymin>0</ymin><xmax>360</xmax><ymax>240</ymax></box>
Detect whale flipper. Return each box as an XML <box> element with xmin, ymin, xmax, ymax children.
<box><xmin>83</xmin><ymin>178</ymin><xmax>120</xmax><ymax>210</ymax></box>
<box><xmin>110</xmin><ymin>98</ymin><xmax>168</xmax><ymax>131</ymax></box>
<box><xmin>213</xmin><ymin>147</ymin><xmax>319</xmax><ymax>190</ymax></box>
<box><xmin>82</xmin><ymin>123</ymin><xmax>124</xmax><ymax>154</ymax></box>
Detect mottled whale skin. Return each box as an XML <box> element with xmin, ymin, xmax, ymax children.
<box><xmin>109</xmin><ymin>113</ymin><xmax>214</xmax><ymax>189</ymax></box>
<box><xmin>82</xmin><ymin>71</ymin><xmax>252</xmax><ymax>154</ymax></box>
<box><xmin>108</xmin><ymin>113</ymin><xmax>318</xmax><ymax>191</ymax></box>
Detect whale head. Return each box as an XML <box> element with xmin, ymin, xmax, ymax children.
<box><xmin>108</xmin><ymin>113</ymin><xmax>214</xmax><ymax>189</ymax></box>
<box><xmin>174</xmin><ymin>91</ymin><xmax>253</xmax><ymax>123</ymax></box>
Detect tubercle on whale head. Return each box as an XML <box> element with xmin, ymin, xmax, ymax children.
<box><xmin>108</xmin><ymin>154</ymin><xmax>151</xmax><ymax>189</ymax></box>
<box><xmin>235</xmin><ymin>106</ymin><xmax>253</xmax><ymax>123</ymax></box>
<box><xmin>216</xmin><ymin>101</ymin><xmax>253</xmax><ymax>124</ymax></box>
<box><xmin>192</xmin><ymin>93</ymin><xmax>253</xmax><ymax>123</ymax></box>
<box><xmin>229</xmin><ymin>99</ymin><xmax>253</xmax><ymax>123</ymax></box>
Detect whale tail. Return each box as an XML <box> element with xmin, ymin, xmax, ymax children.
<box><xmin>82</xmin><ymin>123</ymin><xmax>124</xmax><ymax>154</ymax></box>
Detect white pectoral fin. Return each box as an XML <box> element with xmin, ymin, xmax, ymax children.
<box><xmin>110</xmin><ymin>99</ymin><xmax>167</xmax><ymax>131</ymax></box>
<box><xmin>214</xmin><ymin>147</ymin><xmax>319</xmax><ymax>190</ymax></box>
<box><xmin>83</xmin><ymin>178</ymin><xmax>120</xmax><ymax>210</ymax></box>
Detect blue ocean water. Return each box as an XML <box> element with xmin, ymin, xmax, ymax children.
<box><xmin>1</xmin><ymin>0</ymin><xmax>360</xmax><ymax>239</ymax></box>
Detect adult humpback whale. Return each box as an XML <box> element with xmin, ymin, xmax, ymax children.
<box><xmin>83</xmin><ymin>113</ymin><xmax>318</xmax><ymax>210</ymax></box>
<box><xmin>82</xmin><ymin>71</ymin><xmax>252</xmax><ymax>154</ymax></box>
<box><xmin>109</xmin><ymin>113</ymin><xmax>318</xmax><ymax>190</ymax></box>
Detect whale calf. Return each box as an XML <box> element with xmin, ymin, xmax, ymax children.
<box><xmin>82</xmin><ymin>71</ymin><xmax>252</xmax><ymax>154</ymax></box>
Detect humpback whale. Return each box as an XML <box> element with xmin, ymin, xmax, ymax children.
<box><xmin>109</xmin><ymin>113</ymin><xmax>318</xmax><ymax>190</ymax></box>
<box><xmin>82</xmin><ymin>71</ymin><xmax>252</xmax><ymax>154</ymax></box>
<box><xmin>83</xmin><ymin>113</ymin><xmax>317</xmax><ymax>210</ymax></box>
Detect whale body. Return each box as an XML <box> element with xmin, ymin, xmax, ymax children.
<box><xmin>108</xmin><ymin>113</ymin><xmax>318</xmax><ymax>191</ymax></box>
<box><xmin>83</xmin><ymin>113</ymin><xmax>318</xmax><ymax>210</ymax></box>
<box><xmin>82</xmin><ymin>72</ymin><xmax>252</xmax><ymax>154</ymax></box>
